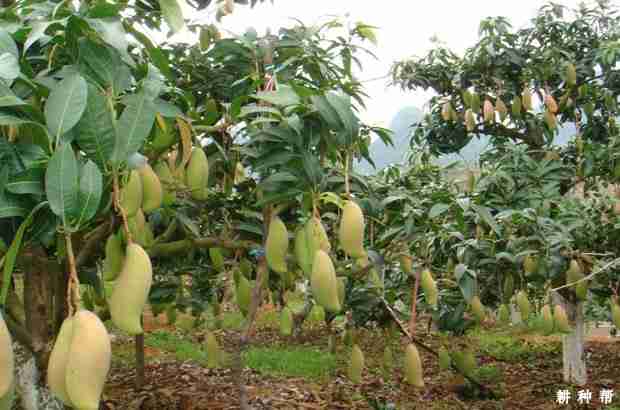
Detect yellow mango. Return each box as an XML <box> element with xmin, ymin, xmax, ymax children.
<box><xmin>236</xmin><ymin>276</ymin><xmax>252</xmax><ymax>316</ymax></box>
<box><xmin>305</xmin><ymin>217</ymin><xmax>331</xmax><ymax>255</ymax></box>
<box><xmin>65</xmin><ymin>310</ymin><xmax>111</xmax><ymax>410</ymax></box>
<box><xmin>541</xmin><ymin>304</ymin><xmax>554</xmax><ymax>335</ymax></box>
<box><xmin>47</xmin><ymin>317</ymin><xmax>75</xmax><ymax>406</ymax></box>
<box><xmin>186</xmin><ymin>148</ymin><xmax>209</xmax><ymax>200</ymax></box>
<box><xmin>119</xmin><ymin>170</ymin><xmax>143</xmax><ymax>218</ymax></box>
<box><xmin>348</xmin><ymin>344</ymin><xmax>364</xmax><ymax>384</ymax></box>
<box><xmin>139</xmin><ymin>163</ymin><xmax>163</xmax><ymax>213</ymax></box>
<box><xmin>294</xmin><ymin>228</ymin><xmax>312</xmax><ymax>277</ymax></box>
<box><xmin>109</xmin><ymin>243</ymin><xmax>153</xmax><ymax>335</ymax></box>
<box><xmin>0</xmin><ymin>313</ymin><xmax>14</xmax><ymax>399</ymax></box>
<box><xmin>516</xmin><ymin>290</ymin><xmax>531</xmax><ymax>320</ymax></box>
<box><xmin>339</xmin><ymin>200</ymin><xmax>366</xmax><ymax>258</ymax></box>
<box><xmin>153</xmin><ymin>161</ymin><xmax>176</xmax><ymax>206</ymax></box>
<box><xmin>471</xmin><ymin>296</ymin><xmax>485</xmax><ymax>322</ymax></box>
<box><xmin>420</xmin><ymin>269</ymin><xmax>438</xmax><ymax>307</ymax></box>
<box><xmin>102</xmin><ymin>232</ymin><xmax>124</xmax><ymax>281</ymax></box>
<box><xmin>553</xmin><ymin>305</ymin><xmax>571</xmax><ymax>333</ymax></box>
<box><xmin>404</xmin><ymin>343</ymin><xmax>424</xmax><ymax>387</ymax></box>
<box><xmin>310</xmin><ymin>250</ymin><xmax>341</xmax><ymax>313</ymax></box>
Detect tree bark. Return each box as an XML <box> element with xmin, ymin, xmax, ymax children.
<box><xmin>22</xmin><ymin>247</ymin><xmax>54</xmax><ymax>379</ymax></box>
<box><xmin>560</xmin><ymin>297</ymin><xmax>587</xmax><ymax>385</ymax></box>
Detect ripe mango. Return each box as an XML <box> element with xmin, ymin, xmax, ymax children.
<box><xmin>139</xmin><ymin>163</ymin><xmax>163</xmax><ymax>213</ymax></box>
<box><xmin>305</xmin><ymin>217</ymin><xmax>331</xmax><ymax>254</ymax></box>
<box><xmin>611</xmin><ymin>300</ymin><xmax>620</xmax><ymax>329</ymax></box>
<box><xmin>404</xmin><ymin>343</ymin><xmax>424</xmax><ymax>387</ymax></box>
<box><xmin>186</xmin><ymin>148</ymin><xmax>209</xmax><ymax>200</ymax></box>
<box><xmin>541</xmin><ymin>304</ymin><xmax>554</xmax><ymax>335</ymax></box>
<box><xmin>310</xmin><ymin>250</ymin><xmax>341</xmax><ymax>313</ymax></box>
<box><xmin>523</xmin><ymin>255</ymin><xmax>537</xmax><ymax>275</ymax></box>
<box><xmin>280</xmin><ymin>307</ymin><xmax>293</xmax><ymax>336</ymax></box>
<box><xmin>554</xmin><ymin>305</ymin><xmax>571</xmax><ymax>333</ymax></box>
<box><xmin>348</xmin><ymin>344</ymin><xmax>364</xmax><ymax>384</ymax></box>
<box><xmin>471</xmin><ymin>296</ymin><xmax>485</xmax><ymax>322</ymax></box>
<box><xmin>65</xmin><ymin>311</ymin><xmax>111</xmax><ymax>410</ymax></box>
<box><xmin>483</xmin><ymin>99</ymin><xmax>494</xmax><ymax>123</ymax></box>
<box><xmin>266</xmin><ymin>216</ymin><xmax>289</xmax><ymax>274</ymax></box>
<box><xmin>119</xmin><ymin>170</ymin><xmax>143</xmax><ymax>218</ymax></box>
<box><xmin>0</xmin><ymin>382</ymin><xmax>14</xmax><ymax>410</ymax></box>
<box><xmin>47</xmin><ymin>317</ymin><xmax>75</xmax><ymax>406</ymax></box>
<box><xmin>339</xmin><ymin>200</ymin><xmax>366</xmax><ymax>258</ymax></box>
<box><xmin>400</xmin><ymin>254</ymin><xmax>413</xmax><ymax>275</ymax></box>
<box><xmin>109</xmin><ymin>243</ymin><xmax>153</xmax><ymax>335</ymax></box>
<box><xmin>0</xmin><ymin>313</ymin><xmax>14</xmax><ymax>399</ymax></box>
<box><xmin>420</xmin><ymin>269</ymin><xmax>438</xmax><ymax>307</ymax></box>
<box><xmin>103</xmin><ymin>232</ymin><xmax>124</xmax><ymax>281</ymax></box>
<box><xmin>516</xmin><ymin>290</ymin><xmax>531</xmax><ymax>320</ymax></box>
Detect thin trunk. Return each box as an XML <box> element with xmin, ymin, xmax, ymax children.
<box><xmin>562</xmin><ymin>298</ymin><xmax>586</xmax><ymax>385</ymax></box>
<box><xmin>408</xmin><ymin>269</ymin><xmax>420</xmax><ymax>336</ymax></box>
<box><xmin>23</xmin><ymin>247</ymin><xmax>54</xmax><ymax>378</ymax></box>
<box><xmin>135</xmin><ymin>330</ymin><xmax>145</xmax><ymax>389</ymax></box>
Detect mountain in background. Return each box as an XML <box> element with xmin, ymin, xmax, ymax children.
<box><xmin>356</xmin><ymin>106</ymin><xmax>577</xmax><ymax>174</ymax></box>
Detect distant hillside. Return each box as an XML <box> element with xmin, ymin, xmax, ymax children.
<box><xmin>357</xmin><ymin>107</ymin><xmax>578</xmax><ymax>174</ymax></box>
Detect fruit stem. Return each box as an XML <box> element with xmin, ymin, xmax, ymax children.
<box><xmin>112</xmin><ymin>171</ymin><xmax>133</xmax><ymax>245</ymax></box>
<box><xmin>64</xmin><ymin>232</ymin><xmax>81</xmax><ymax>317</ymax></box>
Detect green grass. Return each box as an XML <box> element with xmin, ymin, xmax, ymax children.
<box><xmin>243</xmin><ymin>346</ymin><xmax>337</xmax><ymax>379</ymax></box>
<box><xmin>471</xmin><ymin>328</ymin><xmax>561</xmax><ymax>362</ymax></box>
<box><xmin>146</xmin><ymin>330</ymin><xmax>211</xmax><ymax>365</ymax></box>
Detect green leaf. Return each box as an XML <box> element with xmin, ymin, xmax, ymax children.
<box><xmin>24</xmin><ymin>20</ymin><xmax>57</xmax><ymax>53</ymax></box>
<box><xmin>0</xmin><ymin>81</ymin><xmax>25</xmax><ymax>107</ymax></box>
<box><xmin>458</xmin><ymin>272</ymin><xmax>476</xmax><ymax>303</ymax></box>
<box><xmin>159</xmin><ymin>0</ymin><xmax>185</xmax><ymax>34</ymax></box>
<box><xmin>311</xmin><ymin>95</ymin><xmax>342</xmax><ymax>129</ymax></box>
<box><xmin>0</xmin><ymin>29</ymin><xmax>18</xmax><ymax>59</ymax></box>
<box><xmin>471</xmin><ymin>204</ymin><xmax>501</xmax><ymax>236</ymax></box>
<box><xmin>6</xmin><ymin>169</ymin><xmax>44</xmax><ymax>195</ymax></box>
<box><xmin>111</xmin><ymin>91</ymin><xmax>157</xmax><ymax>164</ymax></box>
<box><xmin>0</xmin><ymin>53</ymin><xmax>19</xmax><ymax>81</ymax></box>
<box><xmin>75</xmin><ymin>160</ymin><xmax>102</xmax><ymax>227</ymax></box>
<box><xmin>74</xmin><ymin>84</ymin><xmax>115</xmax><ymax>167</ymax></box>
<box><xmin>86</xmin><ymin>18</ymin><xmax>133</xmax><ymax>66</ymax></box>
<box><xmin>1</xmin><ymin>201</ymin><xmax>48</xmax><ymax>306</ymax></box>
<box><xmin>429</xmin><ymin>203</ymin><xmax>450</xmax><ymax>219</ymax></box>
<box><xmin>45</xmin><ymin>144</ymin><xmax>79</xmax><ymax>224</ymax></box>
<box><xmin>326</xmin><ymin>92</ymin><xmax>359</xmax><ymax>144</ymax></box>
<box><xmin>252</xmin><ymin>85</ymin><xmax>300</xmax><ymax>106</ymax></box>
<box><xmin>44</xmin><ymin>72</ymin><xmax>88</xmax><ymax>141</ymax></box>
<box><xmin>154</xmin><ymin>98</ymin><xmax>182</xmax><ymax>118</ymax></box>
<box><xmin>78</xmin><ymin>38</ymin><xmax>126</xmax><ymax>91</ymax></box>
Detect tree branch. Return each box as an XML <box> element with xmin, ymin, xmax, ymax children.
<box><xmin>148</xmin><ymin>237</ymin><xmax>259</xmax><ymax>258</ymax></box>
<box><xmin>4</xmin><ymin>309</ymin><xmax>33</xmax><ymax>353</ymax></box>
<box><xmin>75</xmin><ymin>220</ymin><xmax>114</xmax><ymax>268</ymax></box>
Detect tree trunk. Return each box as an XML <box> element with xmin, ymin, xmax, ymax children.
<box><xmin>562</xmin><ymin>300</ymin><xmax>587</xmax><ymax>385</ymax></box>
<box><xmin>22</xmin><ymin>247</ymin><xmax>54</xmax><ymax>379</ymax></box>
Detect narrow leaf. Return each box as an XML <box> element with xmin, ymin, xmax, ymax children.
<box><xmin>74</xmin><ymin>84</ymin><xmax>115</xmax><ymax>166</ymax></box>
<box><xmin>75</xmin><ymin>160</ymin><xmax>103</xmax><ymax>227</ymax></box>
<box><xmin>112</xmin><ymin>92</ymin><xmax>156</xmax><ymax>164</ymax></box>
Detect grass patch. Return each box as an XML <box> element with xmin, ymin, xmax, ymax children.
<box><xmin>146</xmin><ymin>330</ymin><xmax>210</xmax><ymax>365</ymax></box>
<box><xmin>243</xmin><ymin>346</ymin><xmax>337</xmax><ymax>379</ymax></box>
<box><xmin>471</xmin><ymin>328</ymin><xmax>560</xmax><ymax>362</ymax></box>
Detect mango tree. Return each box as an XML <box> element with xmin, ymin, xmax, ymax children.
<box><xmin>390</xmin><ymin>0</ymin><xmax>620</xmax><ymax>385</ymax></box>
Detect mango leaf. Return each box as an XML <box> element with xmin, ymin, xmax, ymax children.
<box><xmin>154</xmin><ymin>98</ymin><xmax>182</xmax><ymax>118</ymax></box>
<box><xmin>159</xmin><ymin>0</ymin><xmax>185</xmax><ymax>34</ymax></box>
<box><xmin>311</xmin><ymin>95</ymin><xmax>342</xmax><ymax>129</ymax></box>
<box><xmin>0</xmin><ymin>53</ymin><xmax>19</xmax><ymax>82</ymax></box>
<box><xmin>45</xmin><ymin>144</ymin><xmax>79</xmax><ymax>224</ymax></box>
<box><xmin>252</xmin><ymin>85</ymin><xmax>300</xmax><ymax>106</ymax></box>
<box><xmin>24</xmin><ymin>20</ymin><xmax>58</xmax><ymax>53</ymax></box>
<box><xmin>471</xmin><ymin>204</ymin><xmax>501</xmax><ymax>235</ymax></box>
<box><xmin>44</xmin><ymin>72</ymin><xmax>88</xmax><ymax>142</ymax></box>
<box><xmin>0</xmin><ymin>201</ymin><xmax>48</xmax><ymax>306</ymax></box>
<box><xmin>0</xmin><ymin>29</ymin><xmax>18</xmax><ymax>58</ymax></box>
<box><xmin>458</xmin><ymin>272</ymin><xmax>476</xmax><ymax>302</ymax></box>
<box><xmin>429</xmin><ymin>203</ymin><xmax>450</xmax><ymax>219</ymax></box>
<box><xmin>0</xmin><ymin>81</ymin><xmax>24</xmax><ymax>107</ymax></box>
<box><xmin>6</xmin><ymin>168</ymin><xmax>44</xmax><ymax>195</ymax></box>
<box><xmin>86</xmin><ymin>18</ymin><xmax>133</xmax><ymax>66</ymax></box>
<box><xmin>74</xmin><ymin>84</ymin><xmax>115</xmax><ymax>167</ymax></box>
<box><xmin>74</xmin><ymin>160</ymin><xmax>102</xmax><ymax>227</ymax></box>
<box><xmin>111</xmin><ymin>91</ymin><xmax>156</xmax><ymax>164</ymax></box>
<box><xmin>78</xmin><ymin>38</ymin><xmax>126</xmax><ymax>91</ymax></box>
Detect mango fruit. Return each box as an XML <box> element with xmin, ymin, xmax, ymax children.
<box><xmin>503</xmin><ymin>275</ymin><xmax>514</xmax><ymax>301</ymax></box>
<box><xmin>498</xmin><ymin>304</ymin><xmax>511</xmax><ymax>324</ymax></box>
<box><xmin>210</xmin><ymin>248</ymin><xmax>225</xmax><ymax>272</ymax></box>
<box><xmin>0</xmin><ymin>313</ymin><xmax>14</xmax><ymax>399</ymax></box>
<box><xmin>438</xmin><ymin>347</ymin><xmax>451</xmax><ymax>371</ymax></box>
<box><xmin>566</xmin><ymin>63</ymin><xmax>577</xmax><ymax>87</ymax></box>
<box><xmin>404</xmin><ymin>343</ymin><xmax>424</xmax><ymax>387</ymax></box>
<box><xmin>305</xmin><ymin>217</ymin><xmax>331</xmax><ymax>254</ymax></box>
<box><xmin>523</xmin><ymin>255</ymin><xmax>537</xmax><ymax>275</ymax></box>
<box><xmin>441</xmin><ymin>102</ymin><xmax>453</xmax><ymax>121</ymax></box>
<box><xmin>545</xmin><ymin>95</ymin><xmax>558</xmax><ymax>114</ymax></box>
<box><xmin>119</xmin><ymin>170</ymin><xmax>143</xmax><ymax>218</ymax></box>
<box><xmin>420</xmin><ymin>269</ymin><xmax>438</xmax><ymax>307</ymax></box>
<box><xmin>400</xmin><ymin>254</ymin><xmax>413</xmax><ymax>275</ymax></box>
<box><xmin>47</xmin><ymin>317</ymin><xmax>75</xmax><ymax>406</ymax></box>
<box><xmin>483</xmin><ymin>99</ymin><xmax>494</xmax><ymax>123</ymax></box>
<box><xmin>516</xmin><ymin>290</ymin><xmax>531</xmax><ymax>320</ymax></box>
<box><xmin>110</xmin><ymin>243</ymin><xmax>153</xmax><ymax>335</ymax></box>
<box><xmin>139</xmin><ymin>163</ymin><xmax>163</xmax><ymax>213</ymax></box>
<box><xmin>554</xmin><ymin>305</ymin><xmax>571</xmax><ymax>333</ymax></box>
<box><xmin>339</xmin><ymin>200</ymin><xmax>366</xmax><ymax>258</ymax></box>
<box><xmin>511</xmin><ymin>96</ymin><xmax>522</xmax><ymax>117</ymax></box>
<box><xmin>65</xmin><ymin>310</ymin><xmax>111</xmax><ymax>410</ymax></box>
<box><xmin>236</xmin><ymin>276</ymin><xmax>252</xmax><ymax>316</ymax></box>
<box><xmin>471</xmin><ymin>296</ymin><xmax>485</xmax><ymax>322</ymax></box>
<box><xmin>186</xmin><ymin>147</ymin><xmax>209</xmax><ymax>200</ymax></box>
<box><xmin>465</xmin><ymin>109</ymin><xmax>475</xmax><ymax>132</ymax></box>
<box><xmin>544</xmin><ymin>110</ymin><xmax>557</xmax><ymax>130</ymax></box>
<box><xmin>153</xmin><ymin>161</ymin><xmax>176</xmax><ymax>206</ymax></box>
<box><xmin>102</xmin><ymin>232</ymin><xmax>124</xmax><ymax>281</ymax></box>
<box><xmin>541</xmin><ymin>304</ymin><xmax>554</xmax><ymax>335</ymax></box>
<box><xmin>310</xmin><ymin>250</ymin><xmax>341</xmax><ymax>313</ymax></box>
<box><xmin>496</xmin><ymin>98</ymin><xmax>508</xmax><ymax>121</ymax></box>
<box><xmin>266</xmin><ymin>216</ymin><xmax>289</xmax><ymax>274</ymax></box>
<box><xmin>206</xmin><ymin>332</ymin><xmax>219</xmax><ymax>368</ymax></box>
<box><xmin>280</xmin><ymin>307</ymin><xmax>293</xmax><ymax>336</ymax></box>
<box><xmin>0</xmin><ymin>382</ymin><xmax>14</xmax><ymax>410</ymax></box>
<box><xmin>611</xmin><ymin>299</ymin><xmax>620</xmax><ymax>329</ymax></box>
<box><xmin>470</xmin><ymin>92</ymin><xmax>481</xmax><ymax>114</ymax></box>
<box><xmin>348</xmin><ymin>344</ymin><xmax>364</xmax><ymax>384</ymax></box>
<box><xmin>522</xmin><ymin>87</ymin><xmax>532</xmax><ymax>111</ymax></box>
<box><xmin>294</xmin><ymin>228</ymin><xmax>312</xmax><ymax>277</ymax></box>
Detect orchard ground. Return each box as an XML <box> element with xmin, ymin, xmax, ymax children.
<box><xmin>100</xmin><ymin>295</ymin><xmax>620</xmax><ymax>410</ymax></box>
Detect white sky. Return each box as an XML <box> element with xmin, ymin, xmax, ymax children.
<box><xmin>159</xmin><ymin>0</ymin><xmax>584</xmax><ymax>128</ymax></box>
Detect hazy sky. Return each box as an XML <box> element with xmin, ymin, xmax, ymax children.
<box><xmin>161</xmin><ymin>0</ymin><xmax>584</xmax><ymax>128</ymax></box>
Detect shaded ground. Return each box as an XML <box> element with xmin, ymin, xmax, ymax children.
<box><xmin>98</xmin><ymin>306</ymin><xmax>620</xmax><ymax>410</ymax></box>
